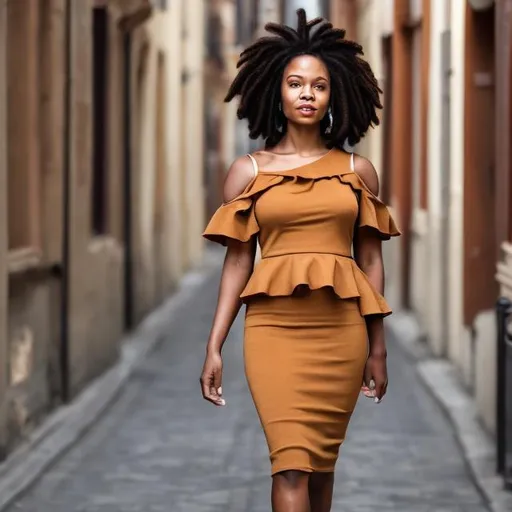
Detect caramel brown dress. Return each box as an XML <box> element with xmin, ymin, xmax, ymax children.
<box><xmin>203</xmin><ymin>149</ymin><xmax>400</xmax><ymax>476</ymax></box>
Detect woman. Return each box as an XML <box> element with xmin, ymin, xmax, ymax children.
<box><xmin>200</xmin><ymin>9</ymin><xmax>400</xmax><ymax>512</ymax></box>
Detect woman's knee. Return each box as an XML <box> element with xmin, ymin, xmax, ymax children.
<box><xmin>274</xmin><ymin>470</ymin><xmax>310</xmax><ymax>490</ymax></box>
<box><xmin>309</xmin><ymin>472</ymin><xmax>334</xmax><ymax>490</ymax></box>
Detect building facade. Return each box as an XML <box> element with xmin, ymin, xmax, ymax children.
<box><xmin>204</xmin><ymin>0</ymin><xmax>272</xmax><ymax>215</ymax></box>
<box><xmin>204</xmin><ymin>0</ymin><xmax>237</xmax><ymax>216</ymax></box>
<box><xmin>0</xmin><ymin>0</ymin><xmax>205</xmax><ymax>458</ymax></box>
<box><xmin>333</xmin><ymin>0</ymin><xmax>512</xmax><ymax>481</ymax></box>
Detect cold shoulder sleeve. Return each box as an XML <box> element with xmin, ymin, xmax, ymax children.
<box><xmin>203</xmin><ymin>195</ymin><xmax>259</xmax><ymax>246</ymax></box>
<box><xmin>202</xmin><ymin>173</ymin><xmax>285</xmax><ymax>246</ymax></box>
<box><xmin>339</xmin><ymin>172</ymin><xmax>401</xmax><ymax>240</ymax></box>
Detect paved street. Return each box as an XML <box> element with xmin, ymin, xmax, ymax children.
<box><xmin>7</xmin><ymin>268</ymin><xmax>489</xmax><ymax>512</ymax></box>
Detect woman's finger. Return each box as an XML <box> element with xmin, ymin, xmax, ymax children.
<box><xmin>209</xmin><ymin>384</ymin><xmax>225</xmax><ymax>405</ymax></box>
<box><xmin>363</xmin><ymin>366</ymin><xmax>373</xmax><ymax>397</ymax></box>
<box><xmin>200</xmin><ymin>374</ymin><xmax>212</xmax><ymax>400</ymax></box>
<box><xmin>363</xmin><ymin>366</ymin><xmax>372</xmax><ymax>388</ymax></box>
<box><xmin>362</xmin><ymin>376</ymin><xmax>375</xmax><ymax>398</ymax></box>
<box><xmin>374</xmin><ymin>378</ymin><xmax>386</xmax><ymax>403</ymax></box>
<box><xmin>381</xmin><ymin>378</ymin><xmax>389</xmax><ymax>399</ymax></box>
<box><xmin>362</xmin><ymin>386</ymin><xmax>375</xmax><ymax>398</ymax></box>
<box><xmin>201</xmin><ymin>373</ymin><xmax>224</xmax><ymax>406</ymax></box>
<box><xmin>213</xmin><ymin>370</ymin><xmax>224</xmax><ymax>401</ymax></box>
<box><xmin>211</xmin><ymin>370</ymin><xmax>226</xmax><ymax>406</ymax></box>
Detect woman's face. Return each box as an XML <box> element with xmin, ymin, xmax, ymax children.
<box><xmin>280</xmin><ymin>55</ymin><xmax>331</xmax><ymax>129</ymax></box>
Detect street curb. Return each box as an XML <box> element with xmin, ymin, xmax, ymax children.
<box><xmin>386</xmin><ymin>311</ymin><xmax>512</xmax><ymax>512</ymax></box>
<box><xmin>0</xmin><ymin>247</ymin><xmax>225</xmax><ymax>511</ymax></box>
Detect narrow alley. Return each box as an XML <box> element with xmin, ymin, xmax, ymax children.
<box><xmin>0</xmin><ymin>0</ymin><xmax>511</xmax><ymax>511</ymax></box>
<box><xmin>6</xmin><ymin>253</ymin><xmax>488</xmax><ymax>512</ymax></box>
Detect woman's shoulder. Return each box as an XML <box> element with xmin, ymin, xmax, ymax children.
<box><xmin>249</xmin><ymin>149</ymin><xmax>282</xmax><ymax>171</ymax></box>
<box><xmin>352</xmin><ymin>153</ymin><xmax>379</xmax><ymax>196</ymax></box>
<box><xmin>222</xmin><ymin>155</ymin><xmax>257</xmax><ymax>203</ymax></box>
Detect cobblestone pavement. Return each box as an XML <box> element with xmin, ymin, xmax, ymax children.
<box><xmin>7</xmin><ymin>270</ymin><xmax>489</xmax><ymax>512</ymax></box>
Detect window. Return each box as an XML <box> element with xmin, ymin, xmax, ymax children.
<box><xmin>7</xmin><ymin>0</ymin><xmax>42</xmax><ymax>254</ymax></box>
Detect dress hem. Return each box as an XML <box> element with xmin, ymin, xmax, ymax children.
<box><xmin>270</xmin><ymin>465</ymin><xmax>336</xmax><ymax>476</ymax></box>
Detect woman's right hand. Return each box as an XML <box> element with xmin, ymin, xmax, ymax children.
<box><xmin>200</xmin><ymin>351</ymin><xmax>225</xmax><ymax>406</ymax></box>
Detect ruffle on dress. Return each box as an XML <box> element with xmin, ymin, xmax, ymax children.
<box><xmin>337</xmin><ymin>173</ymin><xmax>400</xmax><ymax>240</ymax></box>
<box><xmin>202</xmin><ymin>174</ymin><xmax>284</xmax><ymax>246</ymax></box>
<box><xmin>202</xmin><ymin>163</ymin><xmax>400</xmax><ymax>317</ymax></box>
<box><xmin>203</xmin><ymin>169</ymin><xmax>400</xmax><ymax>244</ymax></box>
<box><xmin>240</xmin><ymin>253</ymin><xmax>391</xmax><ymax>317</ymax></box>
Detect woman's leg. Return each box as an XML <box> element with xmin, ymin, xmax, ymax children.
<box><xmin>308</xmin><ymin>472</ymin><xmax>334</xmax><ymax>512</ymax></box>
<box><xmin>271</xmin><ymin>470</ymin><xmax>311</xmax><ymax>512</ymax></box>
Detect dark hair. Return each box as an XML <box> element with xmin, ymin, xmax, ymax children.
<box><xmin>224</xmin><ymin>8</ymin><xmax>383</xmax><ymax>149</ymax></box>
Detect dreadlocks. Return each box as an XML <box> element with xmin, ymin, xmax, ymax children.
<box><xmin>224</xmin><ymin>8</ymin><xmax>383</xmax><ymax>149</ymax></box>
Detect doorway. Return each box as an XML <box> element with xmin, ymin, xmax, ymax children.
<box><xmin>463</xmin><ymin>4</ymin><xmax>497</xmax><ymax>328</ymax></box>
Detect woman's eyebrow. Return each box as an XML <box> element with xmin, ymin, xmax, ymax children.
<box><xmin>286</xmin><ymin>74</ymin><xmax>328</xmax><ymax>81</ymax></box>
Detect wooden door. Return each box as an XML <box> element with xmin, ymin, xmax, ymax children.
<box><xmin>463</xmin><ymin>5</ymin><xmax>497</xmax><ymax>326</ymax></box>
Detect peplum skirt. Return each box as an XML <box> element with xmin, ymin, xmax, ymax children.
<box><xmin>244</xmin><ymin>287</ymin><xmax>369</xmax><ymax>476</ymax></box>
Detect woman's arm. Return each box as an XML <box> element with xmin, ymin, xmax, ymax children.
<box><xmin>353</xmin><ymin>155</ymin><xmax>388</xmax><ymax>401</ymax></box>
<box><xmin>206</xmin><ymin>236</ymin><xmax>256</xmax><ymax>356</ymax></box>
<box><xmin>201</xmin><ymin>156</ymin><xmax>257</xmax><ymax>405</ymax></box>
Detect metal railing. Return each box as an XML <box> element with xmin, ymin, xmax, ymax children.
<box><xmin>496</xmin><ymin>296</ymin><xmax>512</xmax><ymax>491</ymax></box>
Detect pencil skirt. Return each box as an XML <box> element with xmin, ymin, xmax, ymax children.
<box><xmin>244</xmin><ymin>288</ymin><xmax>369</xmax><ymax>476</ymax></box>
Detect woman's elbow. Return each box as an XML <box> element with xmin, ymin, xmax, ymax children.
<box><xmin>357</xmin><ymin>249</ymin><xmax>382</xmax><ymax>274</ymax></box>
<box><xmin>225</xmin><ymin>240</ymin><xmax>256</xmax><ymax>271</ymax></box>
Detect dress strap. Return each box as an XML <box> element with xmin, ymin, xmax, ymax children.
<box><xmin>350</xmin><ymin>152</ymin><xmax>355</xmax><ymax>172</ymax></box>
<box><xmin>247</xmin><ymin>154</ymin><xmax>259</xmax><ymax>177</ymax></box>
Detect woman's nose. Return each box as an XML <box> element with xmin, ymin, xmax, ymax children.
<box><xmin>300</xmin><ymin>89</ymin><xmax>314</xmax><ymax>100</ymax></box>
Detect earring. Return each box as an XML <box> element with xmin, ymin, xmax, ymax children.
<box><xmin>276</xmin><ymin>102</ymin><xmax>283</xmax><ymax>133</ymax></box>
<box><xmin>325</xmin><ymin>107</ymin><xmax>333</xmax><ymax>135</ymax></box>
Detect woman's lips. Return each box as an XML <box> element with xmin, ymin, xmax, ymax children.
<box><xmin>297</xmin><ymin>106</ymin><xmax>317</xmax><ymax>117</ymax></box>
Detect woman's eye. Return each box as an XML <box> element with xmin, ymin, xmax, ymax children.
<box><xmin>315</xmin><ymin>84</ymin><xmax>326</xmax><ymax>90</ymax></box>
<box><xmin>289</xmin><ymin>82</ymin><xmax>300</xmax><ymax>88</ymax></box>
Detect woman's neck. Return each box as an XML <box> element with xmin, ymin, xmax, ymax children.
<box><xmin>273</xmin><ymin>125</ymin><xmax>327</xmax><ymax>156</ymax></box>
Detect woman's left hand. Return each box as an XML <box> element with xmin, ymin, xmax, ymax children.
<box><xmin>361</xmin><ymin>352</ymin><xmax>388</xmax><ymax>403</ymax></box>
